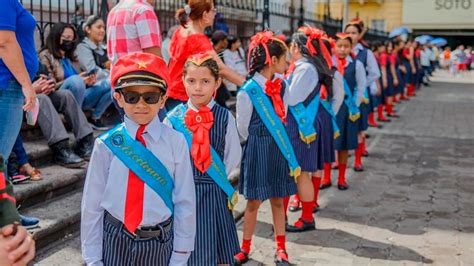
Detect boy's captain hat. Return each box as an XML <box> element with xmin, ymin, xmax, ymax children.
<box><xmin>111</xmin><ymin>52</ymin><xmax>170</xmax><ymax>91</ymax></box>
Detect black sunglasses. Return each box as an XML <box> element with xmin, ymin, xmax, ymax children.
<box><xmin>119</xmin><ymin>90</ymin><xmax>163</xmax><ymax>104</ymax></box>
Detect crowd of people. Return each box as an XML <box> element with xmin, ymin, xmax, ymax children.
<box><xmin>0</xmin><ymin>0</ymin><xmax>467</xmax><ymax>265</ymax></box>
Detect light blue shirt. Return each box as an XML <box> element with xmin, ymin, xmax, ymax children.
<box><xmin>354</xmin><ymin>43</ymin><xmax>381</xmax><ymax>85</ymax></box>
<box><xmin>81</xmin><ymin>115</ymin><xmax>196</xmax><ymax>266</ymax></box>
<box><xmin>163</xmin><ymin>99</ymin><xmax>242</xmax><ymax>177</ymax></box>
<box><xmin>236</xmin><ymin>72</ymin><xmax>289</xmax><ymax>140</ymax></box>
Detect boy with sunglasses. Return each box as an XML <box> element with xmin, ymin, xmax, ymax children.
<box><xmin>81</xmin><ymin>52</ymin><xmax>196</xmax><ymax>266</ymax></box>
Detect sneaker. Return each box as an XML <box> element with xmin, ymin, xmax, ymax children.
<box><xmin>89</xmin><ymin>119</ymin><xmax>111</xmax><ymax>131</ymax></box>
<box><xmin>274</xmin><ymin>249</ymin><xmax>290</xmax><ymax>266</ymax></box>
<box><xmin>11</xmin><ymin>175</ymin><xmax>31</xmax><ymax>184</ymax></box>
<box><xmin>20</xmin><ymin>214</ymin><xmax>40</xmax><ymax>229</ymax></box>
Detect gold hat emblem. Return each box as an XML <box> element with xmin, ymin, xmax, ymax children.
<box><xmin>137</xmin><ymin>61</ymin><xmax>148</xmax><ymax>69</ymax></box>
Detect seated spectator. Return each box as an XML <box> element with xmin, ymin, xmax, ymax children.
<box><xmin>76</xmin><ymin>16</ymin><xmax>114</xmax><ymax>129</ymax></box>
<box><xmin>33</xmin><ymin>74</ymin><xmax>93</xmax><ymax>168</ymax></box>
<box><xmin>223</xmin><ymin>35</ymin><xmax>247</xmax><ymax>94</ymax></box>
<box><xmin>8</xmin><ymin>135</ymin><xmax>42</xmax><ymax>183</ymax></box>
<box><xmin>39</xmin><ymin>22</ymin><xmax>112</xmax><ymax>130</ymax></box>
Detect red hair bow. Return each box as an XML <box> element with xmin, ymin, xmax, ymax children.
<box><xmin>247</xmin><ymin>31</ymin><xmax>275</xmax><ymax>70</ymax></box>
<box><xmin>298</xmin><ymin>26</ymin><xmax>323</xmax><ymax>57</ymax></box>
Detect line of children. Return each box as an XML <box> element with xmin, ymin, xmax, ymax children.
<box><xmin>80</xmin><ymin>23</ymin><xmax>425</xmax><ymax>266</ymax></box>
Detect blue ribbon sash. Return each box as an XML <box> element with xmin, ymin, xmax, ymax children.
<box><xmin>362</xmin><ymin>86</ymin><xmax>370</xmax><ymax>104</ymax></box>
<box><xmin>342</xmin><ymin>79</ymin><xmax>361</xmax><ymax>122</ymax></box>
<box><xmin>167</xmin><ymin>104</ymin><xmax>238</xmax><ymax>210</ymax></box>
<box><xmin>241</xmin><ymin>79</ymin><xmax>301</xmax><ymax>178</ymax></box>
<box><xmin>99</xmin><ymin>125</ymin><xmax>174</xmax><ymax>212</ymax></box>
<box><xmin>289</xmin><ymin>92</ymin><xmax>321</xmax><ymax>144</ymax></box>
<box><xmin>320</xmin><ymin>100</ymin><xmax>341</xmax><ymax>139</ymax></box>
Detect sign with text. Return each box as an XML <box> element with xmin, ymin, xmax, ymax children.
<box><xmin>402</xmin><ymin>0</ymin><xmax>474</xmax><ymax>29</ymax></box>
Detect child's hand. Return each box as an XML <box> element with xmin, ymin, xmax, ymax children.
<box><xmin>1</xmin><ymin>224</ymin><xmax>35</xmax><ymax>266</ymax></box>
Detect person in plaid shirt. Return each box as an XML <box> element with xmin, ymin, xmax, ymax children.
<box><xmin>106</xmin><ymin>0</ymin><xmax>162</xmax><ymax>65</ymax></box>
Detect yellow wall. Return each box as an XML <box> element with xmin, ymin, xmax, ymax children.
<box><xmin>316</xmin><ymin>1</ymin><xmax>403</xmax><ymax>31</ymax></box>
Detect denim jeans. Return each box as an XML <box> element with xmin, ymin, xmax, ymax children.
<box><xmin>0</xmin><ymin>81</ymin><xmax>24</xmax><ymax>179</ymax></box>
<box><xmin>8</xmin><ymin>135</ymin><xmax>29</xmax><ymax>173</ymax></box>
<box><xmin>83</xmin><ymin>79</ymin><xmax>113</xmax><ymax>120</ymax></box>
<box><xmin>60</xmin><ymin>75</ymin><xmax>86</xmax><ymax>105</ymax></box>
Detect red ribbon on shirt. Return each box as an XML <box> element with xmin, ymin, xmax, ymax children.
<box><xmin>264</xmin><ymin>78</ymin><xmax>286</xmax><ymax>124</ymax></box>
<box><xmin>337</xmin><ymin>57</ymin><xmax>347</xmax><ymax>76</ymax></box>
<box><xmin>185</xmin><ymin>106</ymin><xmax>214</xmax><ymax>173</ymax></box>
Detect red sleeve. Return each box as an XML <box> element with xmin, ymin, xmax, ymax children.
<box><xmin>390</xmin><ymin>53</ymin><xmax>397</xmax><ymax>65</ymax></box>
<box><xmin>380</xmin><ymin>54</ymin><xmax>387</xmax><ymax>66</ymax></box>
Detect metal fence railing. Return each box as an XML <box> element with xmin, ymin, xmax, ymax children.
<box><xmin>20</xmin><ymin>0</ymin><xmax>388</xmax><ymax>48</ymax></box>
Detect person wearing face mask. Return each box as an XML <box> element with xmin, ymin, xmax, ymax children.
<box><xmin>39</xmin><ymin>22</ymin><xmax>112</xmax><ymax>130</ymax></box>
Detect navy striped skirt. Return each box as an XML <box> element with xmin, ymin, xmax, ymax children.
<box><xmin>286</xmin><ymin>108</ymin><xmax>321</xmax><ymax>172</ymax></box>
<box><xmin>240</xmin><ymin>134</ymin><xmax>298</xmax><ymax>201</ymax></box>
<box><xmin>318</xmin><ymin>107</ymin><xmax>336</xmax><ymax>164</ymax></box>
<box><xmin>188</xmin><ymin>177</ymin><xmax>240</xmax><ymax>265</ymax></box>
<box><xmin>334</xmin><ymin>104</ymin><xmax>359</xmax><ymax>151</ymax></box>
<box><xmin>358</xmin><ymin>102</ymin><xmax>370</xmax><ymax>131</ymax></box>
<box><xmin>102</xmin><ymin>213</ymin><xmax>173</xmax><ymax>266</ymax></box>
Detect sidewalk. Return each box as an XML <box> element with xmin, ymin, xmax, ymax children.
<box><xmin>237</xmin><ymin>81</ymin><xmax>474</xmax><ymax>265</ymax></box>
<box><xmin>430</xmin><ymin>69</ymin><xmax>474</xmax><ymax>84</ymax></box>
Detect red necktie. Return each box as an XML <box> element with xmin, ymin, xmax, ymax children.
<box><xmin>185</xmin><ymin>106</ymin><xmax>214</xmax><ymax>173</ymax></box>
<box><xmin>337</xmin><ymin>58</ymin><xmax>347</xmax><ymax>76</ymax></box>
<box><xmin>124</xmin><ymin>125</ymin><xmax>147</xmax><ymax>234</ymax></box>
<box><xmin>264</xmin><ymin>78</ymin><xmax>286</xmax><ymax>124</ymax></box>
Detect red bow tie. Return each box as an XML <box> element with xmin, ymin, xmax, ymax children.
<box><xmin>184</xmin><ymin>106</ymin><xmax>214</xmax><ymax>173</ymax></box>
<box><xmin>264</xmin><ymin>78</ymin><xmax>286</xmax><ymax>124</ymax></box>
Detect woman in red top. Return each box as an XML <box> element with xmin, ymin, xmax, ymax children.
<box><xmin>167</xmin><ymin>0</ymin><xmax>245</xmax><ymax>110</ymax></box>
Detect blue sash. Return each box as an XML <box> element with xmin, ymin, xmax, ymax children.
<box><xmin>362</xmin><ymin>87</ymin><xmax>370</xmax><ymax>104</ymax></box>
<box><xmin>241</xmin><ymin>79</ymin><xmax>301</xmax><ymax>178</ymax></box>
<box><xmin>167</xmin><ymin>104</ymin><xmax>238</xmax><ymax>210</ymax></box>
<box><xmin>100</xmin><ymin>125</ymin><xmax>174</xmax><ymax>212</ymax></box>
<box><xmin>320</xmin><ymin>100</ymin><xmax>341</xmax><ymax>139</ymax></box>
<box><xmin>342</xmin><ymin>79</ymin><xmax>361</xmax><ymax>122</ymax></box>
<box><xmin>289</xmin><ymin>92</ymin><xmax>320</xmax><ymax>144</ymax></box>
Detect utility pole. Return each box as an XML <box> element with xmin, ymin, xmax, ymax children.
<box><xmin>290</xmin><ymin>0</ymin><xmax>295</xmax><ymax>33</ymax></box>
<box><xmin>342</xmin><ymin>0</ymin><xmax>349</xmax><ymax>31</ymax></box>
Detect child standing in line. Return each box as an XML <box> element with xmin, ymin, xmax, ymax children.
<box><xmin>326</xmin><ymin>33</ymin><xmax>367</xmax><ymax>190</ymax></box>
<box><xmin>81</xmin><ymin>52</ymin><xmax>196</xmax><ymax>266</ymax></box>
<box><xmin>284</xmin><ymin>27</ymin><xmax>340</xmax><ymax>232</ymax></box>
<box><xmin>345</xmin><ymin>21</ymin><xmax>381</xmax><ymax>171</ymax></box>
<box><xmin>234</xmin><ymin>31</ymin><xmax>299</xmax><ymax>266</ymax></box>
<box><xmin>165</xmin><ymin>53</ymin><xmax>241</xmax><ymax>265</ymax></box>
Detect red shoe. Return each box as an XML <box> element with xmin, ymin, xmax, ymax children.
<box><xmin>320</xmin><ymin>181</ymin><xmax>332</xmax><ymax>190</ymax></box>
<box><xmin>353</xmin><ymin>163</ymin><xmax>364</xmax><ymax>172</ymax></box>
<box><xmin>234</xmin><ymin>250</ymin><xmax>249</xmax><ymax>265</ymax></box>
<box><xmin>368</xmin><ymin>112</ymin><xmax>381</xmax><ymax>128</ymax></box>
<box><xmin>286</xmin><ymin>218</ymin><xmax>316</xmax><ymax>232</ymax></box>
<box><xmin>337</xmin><ymin>182</ymin><xmax>349</xmax><ymax>190</ymax></box>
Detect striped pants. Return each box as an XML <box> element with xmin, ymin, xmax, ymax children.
<box><xmin>102</xmin><ymin>214</ymin><xmax>174</xmax><ymax>266</ymax></box>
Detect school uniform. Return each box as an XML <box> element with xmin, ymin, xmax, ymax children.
<box><xmin>286</xmin><ymin>59</ymin><xmax>324</xmax><ymax>171</ymax></box>
<box><xmin>353</xmin><ymin>44</ymin><xmax>381</xmax><ymax>131</ymax></box>
<box><xmin>382</xmin><ymin>52</ymin><xmax>395</xmax><ymax>97</ymax></box>
<box><xmin>164</xmin><ymin>99</ymin><xmax>241</xmax><ymax>265</ymax></box>
<box><xmin>333</xmin><ymin>56</ymin><xmax>367</xmax><ymax>151</ymax></box>
<box><xmin>237</xmin><ymin>72</ymin><xmax>297</xmax><ymax>201</ymax></box>
<box><xmin>81</xmin><ymin>115</ymin><xmax>196</xmax><ymax>266</ymax></box>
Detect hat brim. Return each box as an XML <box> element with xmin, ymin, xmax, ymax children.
<box><xmin>114</xmin><ymin>74</ymin><xmax>167</xmax><ymax>91</ymax></box>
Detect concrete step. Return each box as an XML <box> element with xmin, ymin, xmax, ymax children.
<box><xmin>24</xmin><ymin>190</ymin><xmax>82</xmax><ymax>250</ymax></box>
<box><xmin>14</xmin><ymin>164</ymin><xmax>86</xmax><ymax>209</ymax></box>
<box><xmin>33</xmin><ymin>232</ymin><xmax>83</xmax><ymax>266</ymax></box>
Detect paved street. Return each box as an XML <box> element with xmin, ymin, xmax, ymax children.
<box><xmin>237</xmin><ymin>80</ymin><xmax>474</xmax><ymax>265</ymax></box>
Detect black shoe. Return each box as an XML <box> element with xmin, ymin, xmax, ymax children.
<box><xmin>362</xmin><ymin>150</ymin><xmax>369</xmax><ymax>157</ymax></box>
<box><xmin>76</xmin><ymin>134</ymin><xmax>94</xmax><ymax>161</ymax></box>
<box><xmin>313</xmin><ymin>205</ymin><xmax>320</xmax><ymax>213</ymax></box>
<box><xmin>274</xmin><ymin>250</ymin><xmax>290</xmax><ymax>266</ymax></box>
<box><xmin>365</xmin><ymin>134</ymin><xmax>371</xmax><ymax>139</ymax></box>
<box><xmin>89</xmin><ymin>119</ymin><xmax>111</xmax><ymax>131</ymax></box>
<box><xmin>233</xmin><ymin>250</ymin><xmax>249</xmax><ymax>265</ymax></box>
<box><xmin>353</xmin><ymin>165</ymin><xmax>364</xmax><ymax>172</ymax></box>
<box><xmin>50</xmin><ymin>140</ymin><xmax>85</xmax><ymax>168</ymax></box>
<box><xmin>320</xmin><ymin>183</ymin><xmax>332</xmax><ymax>190</ymax></box>
<box><xmin>286</xmin><ymin>218</ymin><xmax>315</xmax><ymax>232</ymax></box>
<box><xmin>338</xmin><ymin>183</ymin><xmax>349</xmax><ymax>190</ymax></box>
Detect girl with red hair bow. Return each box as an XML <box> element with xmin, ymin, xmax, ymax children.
<box><xmin>235</xmin><ymin>31</ymin><xmax>296</xmax><ymax>265</ymax></box>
